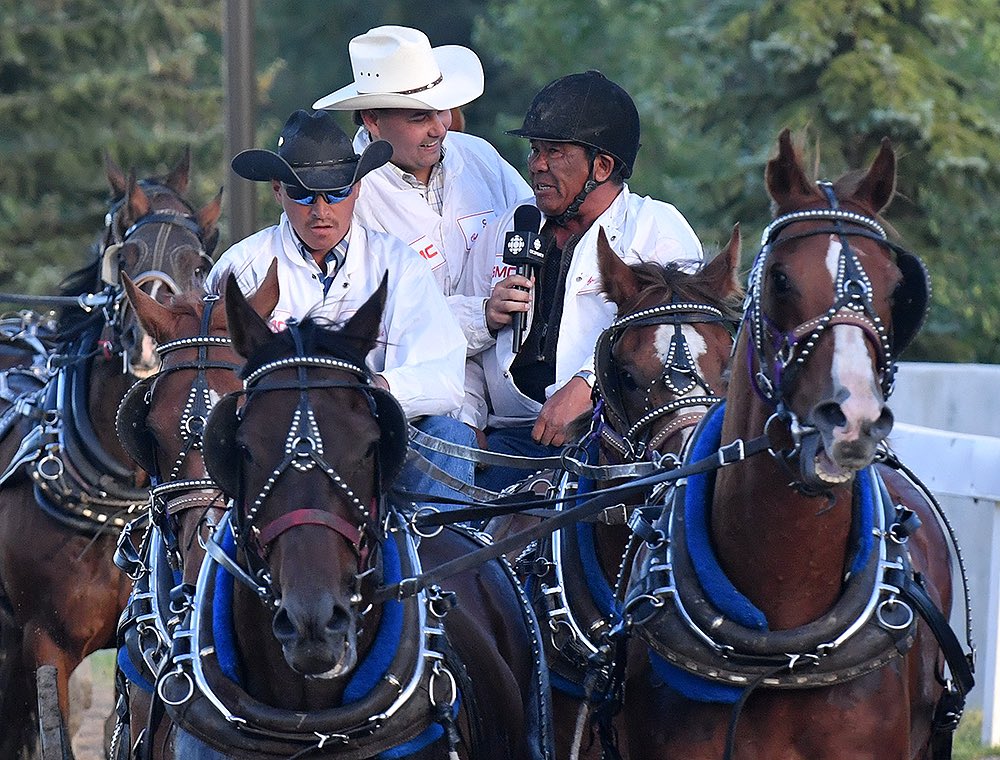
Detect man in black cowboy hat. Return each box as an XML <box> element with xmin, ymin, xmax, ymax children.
<box><xmin>458</xmin><ymin>71</ymin><xmax>704</xmax><ymax>491</ymax></box>
<box><xmin>206</xmin><ymin>109</ymin><xmax>478</xmax><ymax>499</ymax></box>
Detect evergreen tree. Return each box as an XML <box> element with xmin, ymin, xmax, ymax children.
<box><xmin>0</xmin><ymin>0</ymin><xmax>223</xmax><ymax>300</ymax></box>
<box><xmin>477</xmin><ymin>0</ymin><xmax>1000</xmax><ymax>360</ymax></box>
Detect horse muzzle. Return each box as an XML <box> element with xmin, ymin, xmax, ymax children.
<box><xmin>272</xmin><ymin>595</ymin><xmax>358</xmax><ymax>677</ymax></box>
<box><xmin>798</xmin><ymin>399</ymin><xmax>894</xmax><ymax>487</ymax></box>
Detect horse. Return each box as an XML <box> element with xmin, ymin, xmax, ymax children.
<box><xmin>621</xmin><ymin>130</ymin><xmax>973</xmax><ymax>759</ymax></box>
<box><xmin>135</xmin><ymin>274</ymin><xmax>552</xmax><ymax>759</ymax></box>
<box><xmin>504</xmin><ymin>227</ymin><xmax>742</xmax><ymax>760</ymax></box>
<box><xmin>111</xmin><ymin>265</ymin><xmax>279</xmax><ymax>760</ymax></box>
<box><xmin>0</xmin><ymin>150</ymin><xmax>221</xmax><ymax>759</ymax></box>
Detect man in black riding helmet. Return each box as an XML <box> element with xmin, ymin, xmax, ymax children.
<box><xmin>458</xmin><ymin>70</ymin><xmax>704</xmax><ymax>491</ymax></box>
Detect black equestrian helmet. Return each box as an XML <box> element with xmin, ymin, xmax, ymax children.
<box><xmin>507</xmin><ymin>70</ymin><xmax>641</xmax><ymax>178</ymax></box>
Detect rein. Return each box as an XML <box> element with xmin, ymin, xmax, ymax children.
<box><xmin>373</xmin><ymin>428</ymin><xmax>773</xmax><ymax>604</ymax></box>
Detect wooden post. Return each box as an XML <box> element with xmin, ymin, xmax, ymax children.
<box><xmin>222</xmin><ymin>0</ymin><xmax>258</xmax><ymax>245</ymax></box>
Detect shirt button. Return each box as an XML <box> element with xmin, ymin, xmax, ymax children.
<box><xmin>342</xmin><ymin>282</ymin><xmax>348</xmax><ymax>288</ymax></box>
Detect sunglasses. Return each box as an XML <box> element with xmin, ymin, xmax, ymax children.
<box><xmin>283</xmin><ymin>184</ymin><xmax>353</xmax><ymax>206</ymax></box>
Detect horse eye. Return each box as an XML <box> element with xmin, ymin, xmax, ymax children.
<box><xmin>770</xmin><ymin>268</ymin><xmax>792</xmax><ymax>296</ymax></box>
<box><xmin>619</xmin><ymin>369</ymin><xmax>639</xmax><ymax>392</ymax></box>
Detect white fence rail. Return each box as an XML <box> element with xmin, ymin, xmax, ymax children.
<box><xmin>890</xmin><ymin>362</ymin><xmax>1000</xmax><ymax>745</ymax></box>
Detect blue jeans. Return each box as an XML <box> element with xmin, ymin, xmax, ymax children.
<box><xmin>394</xmin><ymin>415</ymin><xmax>477</xmax><ymax>509</ymax></box>
<box><xmin>476</xmin><ymin>425</ymin><xmax>563</xmax><ymax>493</ymax></box>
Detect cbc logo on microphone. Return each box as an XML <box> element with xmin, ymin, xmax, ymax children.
<box><xmin>506</xmin><ymin>235</ymin><xmax>526</xmax><ymax>255</ymax></box>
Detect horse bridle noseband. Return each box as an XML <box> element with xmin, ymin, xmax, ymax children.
<box><xmin>595</xmin><ymin>300</ymin><xmax>735</xmax><ymax>462</ymax></box>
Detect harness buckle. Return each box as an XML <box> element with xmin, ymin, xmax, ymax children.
<box><xmin>718</xmin><ymin>439</ymin><xmax>745</xmax><ymax>466</ymax></box>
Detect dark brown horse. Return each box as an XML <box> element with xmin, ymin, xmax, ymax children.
<box><xmin>622</xmin><ymin>131</ymin><xmax>971</xmax><ymax>759</ymax></box>
<box><xmin>511</xmin><ymin>229</ymin><xmax>742</xmax><ymax>760</ymax></box>
<box><xmin>0</xmin><ymin>151</ymin><xmax>221</xmax><ymax>759</ymax></box>
<box><xmin>111</xmin><ymin>265</ymin><xmax>279</xmax><ymax>760</ymax></box>
<box><xmin>148</xmin><ymin>275</ymin><xmax>551</xmax><ymax>759</ymax></box>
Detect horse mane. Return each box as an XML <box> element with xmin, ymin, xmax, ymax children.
<box><xmin>55</xmin><ymin>247</ymin><xmax>104</xmax><ymax>336</ymax></box>
<box><xmin>239</xmin><ymin>316</ymin><xmax>374</xmax><ymax>380</ymax></box>
<box><xmin>629</xmin><ymin>259</ymin><xmax>744</xmax><ymax>322</ymax></box>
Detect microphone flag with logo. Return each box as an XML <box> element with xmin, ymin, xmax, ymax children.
<box><xmin>502</xmin><ymin>205</ymin><xmax>544</xmax><ymax>353</ymax></box>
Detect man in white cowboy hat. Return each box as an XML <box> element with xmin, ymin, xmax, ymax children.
<box><xmin>312</xmin><ymin>25</ymin><xmax>530</xmax><ymax>345</ymax></box>
<box><xmin>458</xmin><ymin>71</ymin><xmax>704</xmax><ymax>491</ymax></box>
<box><xmin>205</xmin><ymin>109</ymin><xmax>478</xmax><ymax>500</ymax></box>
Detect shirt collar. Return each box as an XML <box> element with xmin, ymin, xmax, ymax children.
<box><xmin>387</xmin><ymin>145</ymin><xmax>446</xmax><ymax>189</ymax></box>
<box><xmin>293</xmin><ymin>227</ymin><xmax>351</xmax><ymax>275</ymax></box>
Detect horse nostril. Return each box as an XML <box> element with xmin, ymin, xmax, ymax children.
<box><xmin>868</xmin><ymin>406</ymin><xmax>894</xmax><ymax>440</ymax></box>
<box><xmin>272</xmin><ymin>606</ymin><xmax>295</xmax><ymax>642</ymax></box>
<box><xmin>813</xmin><ymin>401</ymin><xmax>847</xmax><ymax>430</ymax></box>
<box><xmin>326</xmin><ymin>604</ymin><xmax>351</xmax><ymax>637</ymax></box>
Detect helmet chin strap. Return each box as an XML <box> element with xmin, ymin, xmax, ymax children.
<box><xmin>552</xmin><ymin>151</ymin><xmax>603</xmax><ymax>227</ymax></box>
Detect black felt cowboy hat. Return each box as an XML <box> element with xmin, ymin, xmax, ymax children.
<box><xmin>231</xmin><ymin>109</ymin><xmax>393</xmax><ymax>191</ymax></box>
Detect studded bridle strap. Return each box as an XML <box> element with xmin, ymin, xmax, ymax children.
<box><xmin>257</xmin><ymin>508</ymin><xmax>363</xmax><ymax>554</ymax></box>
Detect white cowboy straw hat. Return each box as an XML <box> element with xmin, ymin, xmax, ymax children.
<box><xmin>312</xmin><ymin>25</ymin><xmax>484</xmax><ymax>112</ymax></box>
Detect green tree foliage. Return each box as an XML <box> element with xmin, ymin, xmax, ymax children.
<box><xmin>0</xmin><ymin>0</ymin><xmax>223</xmax><ymax>300</ymax></box>
<box><xmin>477</xmin><ymin>0</ymin><xmax>1000</xmax><ymax>361</ymax></box>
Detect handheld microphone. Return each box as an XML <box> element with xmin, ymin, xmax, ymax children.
<box><xmin>502</xmin><ymin>205</ymin><xmax>544</xmax><ymax>353</ymax></box>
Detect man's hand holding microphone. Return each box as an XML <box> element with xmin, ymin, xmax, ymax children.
<box><xmin>485</xmin><ymin>205</ymin><xmax>544</xmax><ymax>348</ymax></box>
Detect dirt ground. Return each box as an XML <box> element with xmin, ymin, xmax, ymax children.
<box><xmin>70</xmin><ymin>652</ymin><xmax>116</xmax><ymax>760</ymax></box>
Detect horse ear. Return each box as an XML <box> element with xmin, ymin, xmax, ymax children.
<box><xmin>104</xmin><ymin>152</ymin><xmax>128</xmax><ymax>199</ymax></box>
<box><xmin>701</xmin><ymin>223</ymin><xmax>743</xmax><ymax>299</ymax></box>
<box><xmin>197</xmin><ymin>187</ymin><xmax>224</xmax><ymax>254</ymax></box>
<box><xmin>342</xmin><ymin>273</ymin><xmax>387</xmax><ymax>355</ymax></box>
<box><xmin>125</xmin><ymin>173</ymin><xmax>151</xmax><ymax>227</ymax></box>
<box><xmin>851</xmin><ymin>138</ymin><xmax>896</xmax><ymax>214</ymax></box>
<box><xmin>165</xmin><ymin>146</ymin><xmax>191</xmax><ymax>196</ymax></box>
<box><xmin>122</xmin><ymin>273</ymin><xmax>176</xmax><ymax>344</ymax></box>
<box><xmin>245</xmin><ymin>259</ymin><xmax>280</xmax><ymax>320</ymax></box>
<box><xmin>766</xmin><ymin>129</ymin><xmax>814</xmax><ymax>206</ymax></box>
<box><xmin>225</xmin><ymin>272</ymin><xmax>275</xmax><ymax>359</ymax></box>
<box><xmin>597</xmin><ymin>226</ymin><xmax>640</xmax><ymax>309</ymax></box>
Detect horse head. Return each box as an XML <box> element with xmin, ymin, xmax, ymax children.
<box><xmin>594</xmin><ymin>226</ymin><xmax>743</xmax><ymax>461</ymax></box>
<box><xmin>746</xmin><ymin>129</ymin><xmax>929</xmax><ymax>490</ymax></box>
<box><xmin>102</xmin><ymin>150</ymin><xmax>223</xmax><ymax>378</ymax></box>
<box><xmin>117</xmin><ymin>262</ymin><xmax>278</xmax><ymax>582</ymax></box>
<box><xmin>208</xmin><ymin>273</ymin><xmax>402</xmax><ymax>679</ymax></box>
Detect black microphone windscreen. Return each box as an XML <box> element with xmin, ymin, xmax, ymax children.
<box><xmin>512</xmin><ymin>204</ymin><xmax>542</xmax><ymax>234</ymax></box>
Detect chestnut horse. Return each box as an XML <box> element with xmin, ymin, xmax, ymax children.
<box><xmin>149</xmin><ymin>275</ymin><xmax>551</xmax><ymax>759</ymax></box>
<box><xmin>513</xmin><ymin>228</ymin><xmax>742</xmax><ymax>760</ymax></box>
<box><xmin>622</xmin><ymin>131</ymin><xmax>973</xmax><ymax>759</ymax></box>
<box><xmin>0</xmin><ymin>151</ymin><xmax>221</xmax><ymax>759</ymax></box>
<box><xmin>111</xmin><ymin>266</ymin><xmax>279</xmax><ymax>760</ymax></box>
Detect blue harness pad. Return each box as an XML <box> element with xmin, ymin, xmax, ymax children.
<box><xmin>212</xmin><ymin>525</ymin><xmax>455</xmax><ymax>757</ymax></box>
<box><xmin>652</xmin><ymin>402</ymin><xmax>877</xmax><ymax>703</ymax></box>
<box><xmin>684</xmin><ymin>402</ymin><xmax>769</xmax><ymax>630</ymax></box>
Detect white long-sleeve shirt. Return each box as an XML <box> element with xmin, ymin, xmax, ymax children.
<box><xmin>458</xmin><ymin>186</ymin><xmax>703</xmax><ymax>428</ymax></box>
<box><xmin>206</xmin><ymin>216</ymin><xmax>466</xmax><ymax>420</ymax></box>
<box><xmin>351</xmin><ymin>129</ymin><xmax>530</xmax><ymax>348</ymax></box>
